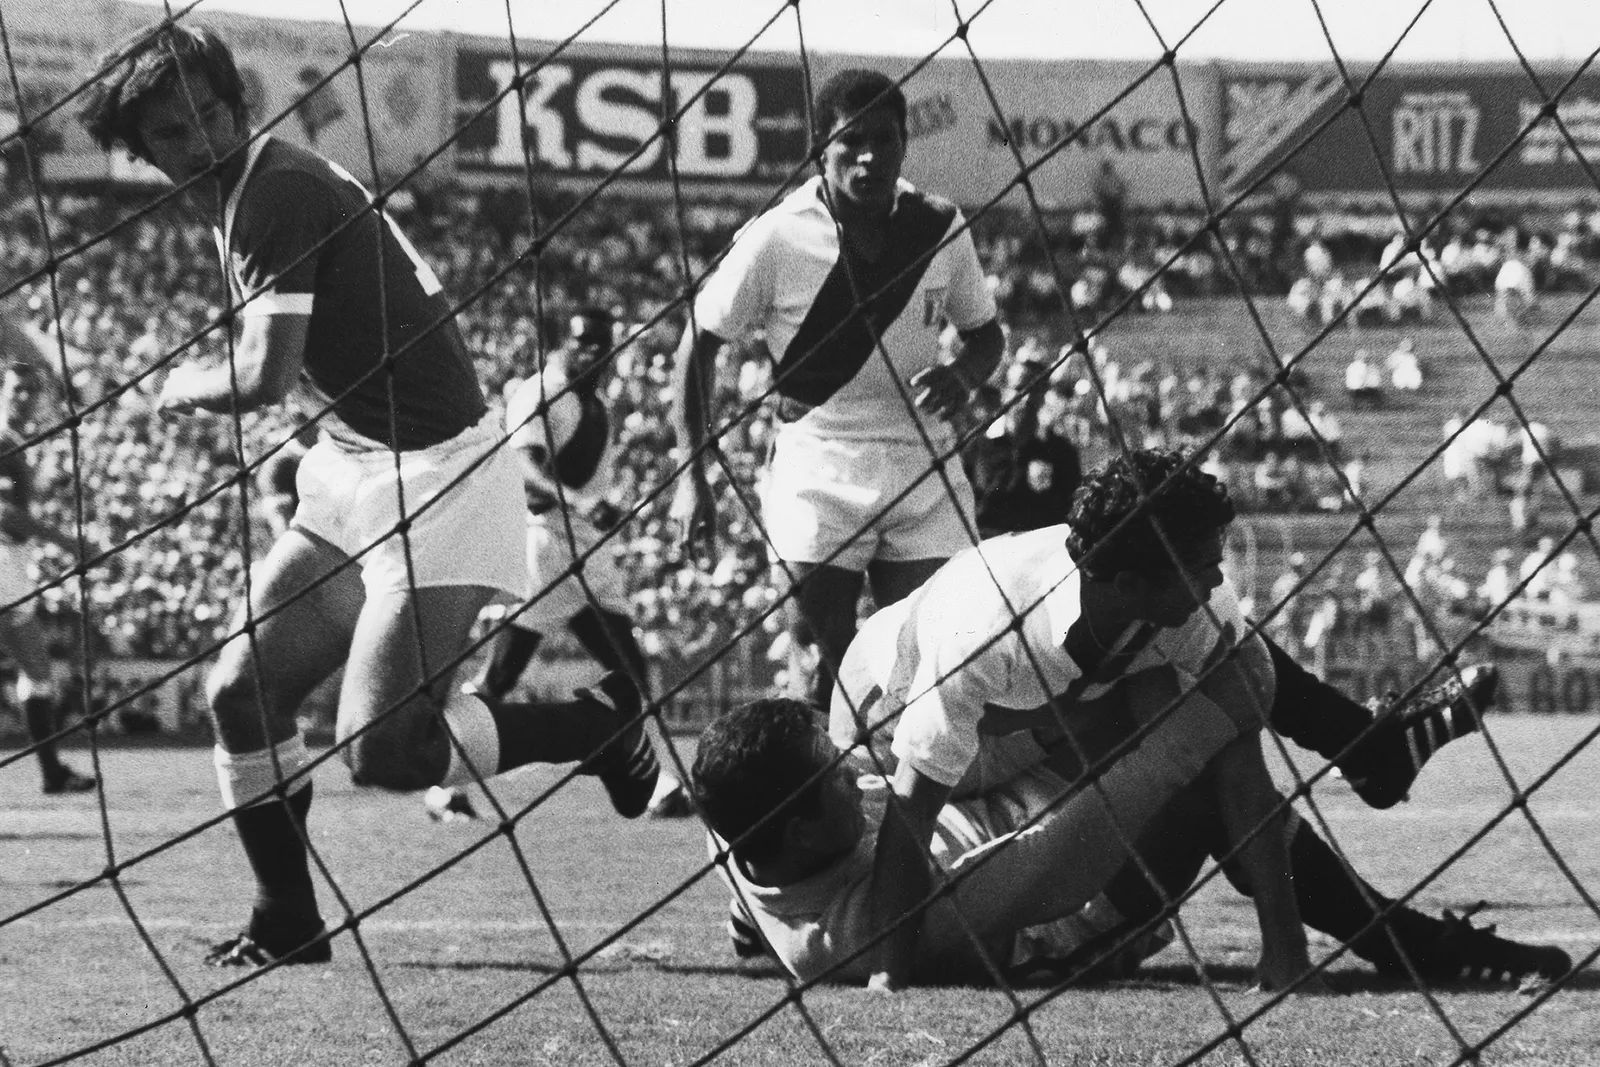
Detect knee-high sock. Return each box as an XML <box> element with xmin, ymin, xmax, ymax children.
<box><xmin>24</xmin><ymin>694</ymin><xmax>65</xmax><ymax>778</ymax></box>
<box><xmin>1219</xmin><ymin>814</ymin><xmax>1435</xmax><ymax>971</ymax></box>
<box><xmin>216</xmin><ymin>737</ymin><xmax>320</xmax><ymax>925</ymax></box>
<box><xmin>568</xmin><ymin>606</ymin><xmax>647</xmax><ymax>684</ymax></box>
<box><xmin>476</xmin><ymin>624</ymin><xmax>543</xmax><ymax>702</ymax></box>
<box><xmin>440</xmin><ymin>686</ymin><xmax>645</xmax><ymax>785</ymax></box>
<box><xmin>1262</xmin><ymin>633</ymin><xmax>1377</xmax><ymax>764</ymax></box>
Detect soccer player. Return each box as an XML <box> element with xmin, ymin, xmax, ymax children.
<box><xmin>424</xmin><ymin>307</ymin><xmax>689</xmax><ymax>822</ymax></box>
<box><xmin>80</xmin><ymin>25</ymin><xmax>660</xmax><ymax>967</ymax></box>
<box><xmin>694</xmin><ymin>696</ymin><xmax>1569</xmax><ymax>990</ymax></box>
<box><xmin>670</xmin><ymin>68</ymin><xmax>1005</xmax><ymax>707</ymax></box>
<box><xmin>0</xmin><ymin>319</ymin><xmax>94</xmax><ymax>794</ymax></box>
<box><xmin>820</xmin><ymin>448</ymin><xmax>1501</xmax><ymax>987</ymax></box>
<box><xmin>693</xmin><ymin>692</ymin><xmax>1315</xmax><ymax>990</ymax></box>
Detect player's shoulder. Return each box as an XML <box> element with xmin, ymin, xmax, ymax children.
<box><xmin>235</xmin><ymin>140</ymin><xmax>350</xmax><ymax>220</ymax></box>
<box><xmin>894</xmin><ymin>181</ymin><xmax>963</xmax><ymax>230</ymax></box>
<box><xmin>731</xmin><ymin>177</ymin><xmax>828</xmax><ymax>246</ymax></box>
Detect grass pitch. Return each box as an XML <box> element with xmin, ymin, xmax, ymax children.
<box><xmin>3</xmin><ymin>714</ymin><xmax>1598</xmax><ymax>1066</ymax></box>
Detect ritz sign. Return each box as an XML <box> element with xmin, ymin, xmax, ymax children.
<box><xmin>456</xmin><ymin>50</ymin><xmax>808</xmax><ymax>182</ymax></box>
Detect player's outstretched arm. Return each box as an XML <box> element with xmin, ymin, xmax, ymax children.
<box><xmin>865</xmin><ymin>763</ymin><xmax>952</xmax><ymax>992</ymax></box>
<box><xmin>158</xmin><ymin>313</ymin><xmax>309</xmax><ymax>416</ymax></box>
<box><xmin>667</xmin><ymin>323</ymin><xmax>726</xmax><ymax>560</ymax></box>
<box><xmin>910</xmin><ymin>317</ymin><xmax>1005</xmax><ymax>420</ymax></box>
<box><xmin>1211</xmin><ymin>734</ymin><xmax>1325</xmax><ymax>995</ymax></box>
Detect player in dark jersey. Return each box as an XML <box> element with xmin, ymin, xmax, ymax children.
<box><xmin>0</xmin><ymin>319</ymin><xmax>94</xmax><ymax>794</ymax></box>
<box><xmin>81</xmin><ymin>25</ymin><xmax>661</xmax><ymax>968</ymax></box>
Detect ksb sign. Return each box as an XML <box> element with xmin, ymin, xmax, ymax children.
<box><xmin>453</xmin><ymin>46</ymin><xmax>809</xmax><ymax>187</ymax></box>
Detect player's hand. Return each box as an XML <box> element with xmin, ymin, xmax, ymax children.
<box><xmin>865</xmin><ymin>971</ymin><xmax>905</xmax><ymax>995</ymax></box>
<box><xmin>156</xmin><ymin>365</ymin><xmax>209</xmax><ymax>416</ymax></box>
<box><xmin>668</xmin><ymin>470</ymin><xmax>717</xmax><ymax>564</ymax></box>
<box><xmin>910</xmin><ymin>362</ymin><xmax>974</xmax><ymax>420</ymax></box>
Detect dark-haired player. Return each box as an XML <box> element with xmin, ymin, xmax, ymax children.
<box><xmin>425</xmin><ymin>307</ymin><xmax>687</xmax><ymax>822</ymax></box>
<box><xmin>823</xmin><ymin>449</ymin><xmax>1526</xmax><ymax>988</ymax></box>
<box><xmin>80</xmin><ymin>24</ymin><xmax>660</xmax><ymax>967</ymax></box>
<box><xmin>695</xmin><ymin>694</ymin><xmax>1568</xmax><ymax>990</ymax></box>
<box><xmin>671</xmin><ymin>68</ymin><xmax>1005</xmax><ymax>708</ymax></box>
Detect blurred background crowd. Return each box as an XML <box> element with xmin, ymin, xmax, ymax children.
<box><xmin>4</xmin><ymin>181</ymin><xmax>1598</xmax><ymax>702</ymax></box>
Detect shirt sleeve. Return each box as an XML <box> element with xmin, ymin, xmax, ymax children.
<box><xmin>506</xmin><ymin>371</ymin><xmax>577</xmax><ymax>454</ymax></box>
<box><xmin>229</xmin><ymin>170</ymin><xmax>342</xmax><ymax>318</ymax></box>
<box><xmin>938</xmin><ymin>212</ymin><xmax>998</xmax><ymax>333</ymax></box>
<box><xmin>693</xmin><ymin>214</ymin><xmax>777</xmax><ymax>342</ymax></box>
<box><xmin>888</xmin><ymin>581</ymin><xmax>1014</xmax><ymax>788</ymax></box>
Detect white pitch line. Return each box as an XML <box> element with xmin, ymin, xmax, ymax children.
<box><xmin>6</xmin><ymin>915</ymin><xmax>1595</xmax><ymax>947</ymax></box>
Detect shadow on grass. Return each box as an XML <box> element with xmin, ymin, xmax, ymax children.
<box><xmin>1035</xmin><ymin>961</ymin><xmax>1600</xmax><ymax>996</ymax></box>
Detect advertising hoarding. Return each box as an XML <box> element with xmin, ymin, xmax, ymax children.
<box><xmin>1221</xmin><ymin>63</ymin><xmax>1600</xmax><ymax>202</ymax></box>
<box><xmin>450</xmin><ymin>38</ymin><xmax>810</xmax><ymax>198</ymax></box>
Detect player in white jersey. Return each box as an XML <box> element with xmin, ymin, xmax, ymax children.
<box><xmin>424</xmin><ymin>308</ymin><xmax>682</xmax><ymax>821</ymax></box>
<box><xmin>671</xmin><ymin>69</ymin><xmax>1005</xmax><ymax>707</ymax></box>
<box><xmin>0</xmin><ymin>315</ymin><xmax>94</xmax><ymax>794</ymax></box>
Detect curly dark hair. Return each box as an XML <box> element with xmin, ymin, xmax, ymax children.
<box><xmin>79</xmin><ymin>24</ymin><xmax>248</xmax><ymax>162</ymax></box>
<box><xmin>1066</xmin><ymin>449</ymin><xmax>1234</xmax><ymax>580</ymax></box>
<box><xmin>812</xmin><ymin>69</ymin><xmax>907</xmax><ymax>152</ymax></box>
<box><xmin>692</xmin><ymin>697</ymin><xmax>831</xmax><ymax>865</ymax></box>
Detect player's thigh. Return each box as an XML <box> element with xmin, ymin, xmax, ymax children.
<box><xmin>336</xmin><ymin>581</ymin><xmax>499</xmax><ymax>777</ymax></box>
<box><xmin>208</xmin><ymin>530</ymin><xmax>363</xmax><ymax>747</ymax></box>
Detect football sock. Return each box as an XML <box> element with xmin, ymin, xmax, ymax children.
<box><xmin>1259</xmin><ymin>633</ymin><xmax>1378</xmax><ymax>764</ymax></box>
<box><xmin>441</xmin><ymin>681</ymin><xmax>659</xmax><ymax>815</ymax></box>
<box><xmin>476</xmin><ymin>624</ymin><xmax>543</xmax><ymax>702</ymax></box>
<box><xmin>568</xmin><ymin>606</ymin><xmax>647</xmax><ymax>682</ymax></box>
<box><xmin>215</xmin><ymin>737</ymin><xmax>320</xmax><ymax>926</ymax></box>
<box><xmin>24</xmin><ymin>694</ymin><xmax>67</xmax><ymax>779</ymax></box>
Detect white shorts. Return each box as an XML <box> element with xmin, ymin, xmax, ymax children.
<box><xmin>293</xmin><ymin>413</ymin><xmax>525</xmax><ymax>597</ymax></box>
<box><xmin>0</xmin><ymin>539</ymin><xmax>33</xmax><ymax>613</ymax></box>
<box><xmin>512</xmin><ymin>510</ymin><xmax>630</xmax><ymax>632</ymax></box>
<box><xmin>760</xmin><ymin>425</ymin><xmax>976</xmax><ymax>570</ymax></box>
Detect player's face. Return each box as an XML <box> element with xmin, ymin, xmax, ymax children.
<box><xmin>803</xmin><ymin>733</ymin><xmax>866</xmax><ymax>858</ymax></box>
<box><xmin>820</xmin><ymin>105</ymin><xmax>906</xmax><ymax>215</ymax></box>
<box><xmin>1126</xmin><ymin>533</ymin><xmax>1228</xmax><ymax>629</ymax></box>
<box><xmin>135</xmin><ymin>70</ymin><xmax>247</xmax><ymax>211</ymax></box>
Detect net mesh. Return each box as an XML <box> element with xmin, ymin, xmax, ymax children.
<box><xmin>2</xmin><ymin>0</ymin><xmax>1596</xmax><ymax>1063</ymax></box>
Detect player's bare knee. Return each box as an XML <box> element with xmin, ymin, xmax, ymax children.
<box><xmin>340</xmin><ymin>709</ymin><xmax>442</xmax><ymax>791</ymax></box>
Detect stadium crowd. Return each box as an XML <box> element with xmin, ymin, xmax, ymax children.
<box><xmin>2</xmin><ymin>182</ymin><xmax>1597</xmax><ymax>697</ymax></box>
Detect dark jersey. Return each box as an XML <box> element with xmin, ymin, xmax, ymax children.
<box><xmin>219</xmin><ymin>137</ymin><xmax>485</xmax><ymax>451</ymax></box>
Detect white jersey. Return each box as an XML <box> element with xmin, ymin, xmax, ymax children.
<box><xmin>694</xmin><ymin>175</ymin><xmax>996</xmax><ymax>442</ymax></box>
<box><xmin>829</xmin><ymin>525</ymin><xmax>1248</xmax><ymax>788</ymax></box>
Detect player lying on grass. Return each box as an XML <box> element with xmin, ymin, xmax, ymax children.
<box><xmin>695</xmin><ymin>449</ymin><xmax>1526</xmax><ymax>989</ymax></box>
<box><xmin>697</xmin><ymin>449</ymin><xmax>1319</xmax><ymax>990</ymax></box>
<box><xmin>80</xmin><ymin>24</ymin><xmax>663</xmax><ymax>968</ymax></box>
<box><xmin>696</xmin><ymin>691</ymin><xmax>1321</xmax><ymax>989</ymax></box>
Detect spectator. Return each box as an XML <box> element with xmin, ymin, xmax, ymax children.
<box><xmin>1386</xmin><ymin>338</ymin><xmax>1423</xmax><ymax>392</ymax></box>
<box><xmin>1344</xmin><ymin>349</ymin><xmax>1384</xmax><ymax>408</ymax></box>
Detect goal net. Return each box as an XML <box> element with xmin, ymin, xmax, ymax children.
<box><xmin>2</xmin><ymin>0</ymin><xmax>1595</xmax><ymax>1063</ymax></box>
